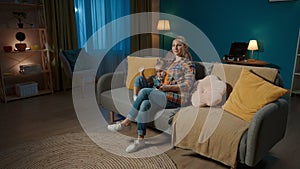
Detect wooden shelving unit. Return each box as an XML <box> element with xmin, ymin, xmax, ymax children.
<box><xmin>291</xmin><ymin>29</ymin><xmax>300</xmax><ymax>96</ymax></box>
<box><xmin>0</xmin><ymin>0</ymin><xmax>53</xmax><ymax>103</ymax></box>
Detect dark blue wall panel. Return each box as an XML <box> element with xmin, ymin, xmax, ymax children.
<box><xmin>160</xmin><ymin>0</ymin><xmax>300</xmax><ymax>88</ymax></box>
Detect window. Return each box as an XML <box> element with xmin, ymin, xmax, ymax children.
<box><xmin>74</xmin><ymin>0</ymin><xmax>130</xmax><ymax>52</ymax></box>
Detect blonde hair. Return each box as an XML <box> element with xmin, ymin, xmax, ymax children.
<box><xmin>174</xmin><ymin>36</ymin><xmax>192</xmax><ymax>61</ymax></box>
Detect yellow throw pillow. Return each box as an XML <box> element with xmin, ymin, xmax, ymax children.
<box><xmin>222</xmin><ymin>68</ymin><xmax>288</xmax><ymax>122</ymax></box>
<box><xmin>126</xmin><ymin>56</ymin><xmax>158</xmax><ymax>89</ymax></box>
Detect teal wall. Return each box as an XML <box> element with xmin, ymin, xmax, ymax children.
<box><xmin>160</xmin><ymin>0</ymin><xmax>300</xmax><ymax>88</ymax></box>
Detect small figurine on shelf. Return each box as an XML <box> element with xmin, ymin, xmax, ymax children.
<box><xmin>12</xmin><ymin>11</ymin><xmax>26</xmax><ymax>28</ymax></box>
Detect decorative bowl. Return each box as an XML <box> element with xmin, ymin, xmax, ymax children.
<box><xmin>3</xmin><ymin>46</ymin><xmax>12</xmax><ymax>52</ymax></box>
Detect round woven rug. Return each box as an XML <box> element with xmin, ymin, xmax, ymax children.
<box><xmin>0</xmin><ymin>132</ymin><xmax>176</xmax><ymax>169</ymax></box>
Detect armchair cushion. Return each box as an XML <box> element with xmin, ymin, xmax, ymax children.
<box><xmin>62</xmin><ymin>49</ymin><xmax>81</xmax><ymax>72</ymax></box>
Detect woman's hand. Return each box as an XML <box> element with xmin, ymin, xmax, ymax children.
<box><xmin>159</xmin><ymin>85</ymin><xmax>169</xmax><ymax>91</ymax></box>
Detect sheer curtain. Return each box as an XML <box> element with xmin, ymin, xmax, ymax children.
<box><xmin>74</xmin><ymin>0</ymin><xmax>130</xmax><ymax>75</ymax></box>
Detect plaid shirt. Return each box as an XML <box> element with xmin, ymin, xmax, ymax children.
<box><xmin>164</xmin><ymin>58</ymin><xmax>195</xmax><ymax>105</ymax></box>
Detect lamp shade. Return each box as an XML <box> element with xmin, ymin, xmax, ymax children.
<box><xmin>157</xmin><ymin>20</ymin><xmax>170</xmax><ymax>31</ymax></box>
<box><xmin>247</xmin><ymin>40</ymin><xmax>258</xmax><ymax>50</ymax></box>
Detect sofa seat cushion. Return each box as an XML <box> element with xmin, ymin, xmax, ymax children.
<box><xmin>172</xmin><ymin>106</ymin><xmax>249</xmax><ymax>168</ymax></box>
<box><xmin>100</xmin><ymin>87</ymin><xmax>133</xmax><ymax>116</ymax></box>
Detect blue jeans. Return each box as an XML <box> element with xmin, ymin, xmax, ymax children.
<box><xmin>127</xmin><ymin>88</ymin><xmax>180</xmax><ymax>136</ymax></box>
<box><xmin>134</xmin><ymin>75</ymin><xmax>151</xmax><ymax>89</ymax></box>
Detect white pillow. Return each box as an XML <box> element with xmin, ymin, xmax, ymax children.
<box><xmin>191</xmin><ymin>75</ymin><xmax>226</xmax><ymax>107</ymax></box>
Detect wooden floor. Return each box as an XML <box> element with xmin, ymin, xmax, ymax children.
<box><xmin>0</xmin><ymin>91</ymin><xmax>299</xmax><ymax>169</ymax></box>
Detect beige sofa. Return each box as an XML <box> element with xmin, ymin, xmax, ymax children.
<box><xmin>96</xmin><ymin>62</ymin><xmax>288</xmax><ymax>167</ymax></box>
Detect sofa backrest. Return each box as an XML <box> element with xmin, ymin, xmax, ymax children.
<box><xmin>210</xmin><ymin>63</ymin><xmax>279</xmax><ymax>90</ymax></box>
<box><xmin>193</xmin><ymin>61</ymin><xmax>207</xmax><ymax>81</ymax></box>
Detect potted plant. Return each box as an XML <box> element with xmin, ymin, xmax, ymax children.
<box><xmin>12</xmin><ymin>11</ymin><xmax>26</xmax><ymax>28</ymax></box>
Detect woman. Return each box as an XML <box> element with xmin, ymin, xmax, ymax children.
<box><xmin>107</xmin><ymin>36</ymin><xmax>195</xmax><ymax>153</ymax></box>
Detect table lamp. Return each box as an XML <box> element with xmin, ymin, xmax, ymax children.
<box><xmin>157</xmin><ymin>20</ymin><xmax>170</xmax><ymax>31</ymax></box>
<box><xmin>247</xmin><ymin>40</ymin><xmax>258</xmax><ymax>59</ymax></box>
<box><xmin>157</xmin><ymin>20</ymin><xmax>170</xmax><ymax>56</ymax></box>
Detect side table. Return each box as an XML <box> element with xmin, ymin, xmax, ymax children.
<box><xmin>223</xmin><ymin>59</ymin><xmax>269</xmax><ymax>67</ymax></box>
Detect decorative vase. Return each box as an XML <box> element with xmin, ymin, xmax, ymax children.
<box><xmin>15</xmin><ymin>43</ymin><xmax>27</xmax><ymax>52</ymax></box>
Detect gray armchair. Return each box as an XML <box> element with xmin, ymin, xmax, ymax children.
<box><xmin>58</xmin><ymin>49</ymin><xmax>81</xmax><ymax>91</ymax></box>
<box><xmin>59</xmin><ymin>49</ymin><xmax>98</xmax><ymax>92</ymax></box>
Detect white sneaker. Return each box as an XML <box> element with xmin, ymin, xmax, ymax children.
<box><xmin>126</xmin><ymin>139</ymin><xmax>145</xmax><ymax>153</ymax></box>
<box><xmin>107</xmin><ymin>121</ymin><xmax>131</xmax><ymax>132</ymax></box>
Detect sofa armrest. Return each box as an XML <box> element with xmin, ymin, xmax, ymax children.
<box><xmin>245</xmin><ymin>98</ymin><xmax>288</xmax><ymax>166</ymax></box>
<box><xmin>96</xmin><ymin>71</ymin><xmax>126</xmax><ymax>104</ymax></box>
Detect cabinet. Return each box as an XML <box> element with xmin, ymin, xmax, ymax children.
<box><xmin>291</xmin><ymin>29</ymin><xmax>300</xmax><ymax>96</ymax></box>
<box><xmin>0</xmin><ymin>0</ymin><xmax>53</xmax><ymax>103</ymax></box>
